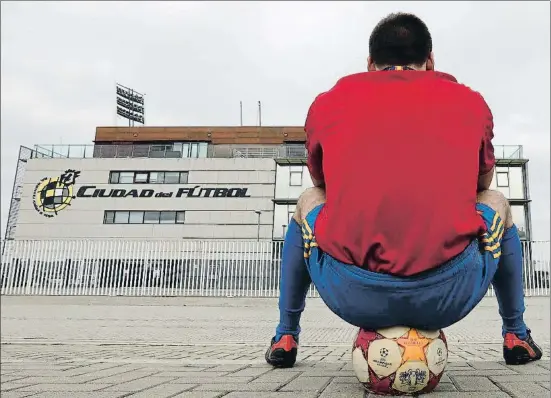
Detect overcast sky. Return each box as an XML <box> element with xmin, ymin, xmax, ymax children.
<box><xmin>1</xmin><ymin>1</ymin><xmax>549</xmax><ymax>240</ymax></box>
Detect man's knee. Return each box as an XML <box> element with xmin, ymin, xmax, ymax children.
<box><xmin>294</xmin><ymin>187</ymin><xmax>326</xmax><ymax>222</ymax></box>
<box><xmin>477</xmin><ymin>189</ymin><xmax>513</xmax><ymax>228</ymax></box>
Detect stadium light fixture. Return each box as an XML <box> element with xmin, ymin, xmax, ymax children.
<box><xmin>116</xmin><ymin>83</ymin><xmax>145</xmax><ymax>127</ymax></box>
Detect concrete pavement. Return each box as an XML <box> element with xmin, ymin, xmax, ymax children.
<box><xmin>1</xmin><ymin>296</ymin><xmax>550</xmax><ymax>397</ymax></box>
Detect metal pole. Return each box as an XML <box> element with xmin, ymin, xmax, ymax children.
<box><xmin>257</xmin><ymin>213</ymin><xmax>261</xmax><ymax>241</ymax></box>
<box><xmin>255</xmin><ymin>211</ymin><xmax>261</xmax><ymax>241</ymax></box>
<box><xmin>129</xmin><ymin>89</ymin><xmax>133</xmax><ymax>128</ymax></box>
<box><xmin>258</xmin><ymin>101</ymin><xmax>262</xmax><ymax>127</ymax></box>
<box><xmin>240</xmin><ymin>101</ymin><xmax>243</xmax><ymax>126</ymax></box>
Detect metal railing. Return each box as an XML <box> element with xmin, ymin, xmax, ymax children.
<box><xmin>1</xmin><ymin>239</ymin><xmax>549</xmax><ymax>297</ymax></box>
<box><xmin>494</xmin><ymin>145</ymin><xmax>523</xmax><ymax>159</ymax></box>
<box><xmin>32</xmin><ymin>144</ymin><xmax>195</xmax><ymax>159</ymax></box>
<box><xmin>230</xmin><ymin>146</ymin><xmax>307</xmax><ymax>159</ymax></box>
<box><xmin>31</xmin><ymin>144</ymin><xmax>308</xmax><ymax>160</ymax></box>
<box><xmin>30</xmin><ymin>144</ymin><xmax>523</xmax><ymax>161</ymax></box>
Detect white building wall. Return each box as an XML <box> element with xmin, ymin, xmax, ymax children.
<box><xmin>11</xmin><ymin>158</ymin><xmax>533</xmax><ymax>242</ymax></box>
<box><xmin>271</xmin><ymin>164</ymin><xmax>531</xmax><ymax>240</ymax></box>
<box><xmin>490</xmin><ymin>166</ymin><xmax>525</xmax><ymax>199</ymax></box>
<box><xmin>273</xmin><ymin>164</ymin><xmax>312</xmax><ymax>239</ymax></box>
<box><xmin>16</xmin><ymin>158</ymin><xmax>276</xmax><ymax>240</ymax></box>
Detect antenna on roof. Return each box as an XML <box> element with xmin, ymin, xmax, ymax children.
<box><xmin>240</xmin><ymin>101</ymin><xmax>243</xmax><ymax>127</ymax></box>
<box><xmin>258</xmin><ymin>101</ymin><xmax>262</xmax><ymax>127</ymax></box>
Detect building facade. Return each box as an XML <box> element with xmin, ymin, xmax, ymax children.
<box><xmin>4</xmin><ymin>127</ymin><xmax>532</xmax><ymax>242</ymax></box>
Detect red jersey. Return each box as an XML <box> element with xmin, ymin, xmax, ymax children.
<box><xmin>306</xmin><ymin>71</ymin><xmax>496</xmax><ymax>276</ymax></box>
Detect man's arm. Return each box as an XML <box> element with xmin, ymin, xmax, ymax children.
<box><xmin>477</xmin><ymin>99</ymin><xmax>496</xmax><ymax>192</ymax></box>
<box><xmin>305</xmin><ymin>94</ymin><xmax>325</xmax><ymax>188</ymax></box>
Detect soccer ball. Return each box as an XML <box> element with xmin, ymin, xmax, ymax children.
<box><xmin>352</xmin><ymin>327</ymin><xmax>448</xmax><ymax>395</ymax></box>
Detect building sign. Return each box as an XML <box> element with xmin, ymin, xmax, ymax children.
<box><xmin>33</xmin><ymin>170</ymin><xmax>81</xmax><ymax>218</ymax></box>
<box><xmin>75</xmin><ymin>186</ymin><xmax>251</xmax><ymax>198</ymax></box>
<box><xmin>32</xmin><ymin>170</ymin><xmax>252</xmax><ymax>217</ymax></box>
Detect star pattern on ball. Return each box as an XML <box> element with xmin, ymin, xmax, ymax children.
<box><xmin>396</xmin><ymin>329</ymin><xmax>431</xmax><ymax>364</ymax></box>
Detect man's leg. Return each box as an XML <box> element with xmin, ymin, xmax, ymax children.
<box><xmin>266</xmin><ymin>187</ymin><xmax>326</xmax><ymax>368</ymax></box>
<box><xmin>477</xmin><ymin>189</ymin><xmax>542</xmax><ymax>364</ymax></box>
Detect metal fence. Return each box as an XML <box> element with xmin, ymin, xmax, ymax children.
<box><xmin>31</xmin><ymin>144</ymin><xmax>523</xmax><ymax>161</ymax></box>
<box><xmin>1</xmin><ymin>239</ymin><xmax>549</xmax><ymax>297</ymax></box>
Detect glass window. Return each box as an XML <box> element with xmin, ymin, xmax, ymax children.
<box><xmin>151</xmin><ymin>145</ymin><xmax>169</xmax><ymax>152</ymax></box>
<box><xmin>288</xmin><ymin>211</ymin><xmax>294</xmax><ymax>225</ymax></box>
<box><xmin>510</xmin><ymin>205</ymin><xmax>527</xmax><ymax>239</ymax></box>
<box><xmin>289</xmin><ymin>166</ymin><xmax>303</xmax><ymax>186</ymax></box>
<box><xmin>114</xmin><ymin>211</ymin><xmax>130</xmax><ymax>224</ymax></box>
<box><xmin>160</xmin><ymin>211</ymin><xmax>176</xmax><ymax>224</ymax></box>
<box><xmin>164</xmin><ymin>172</ymin><xmax>180</xmax><ymax>184</ymax></box>
<box><xmin>497</xmin><ymin>172</ymin><xmax>509</xmax><ymax>187</ymax></box>
<box><xmin>190</xmin><ymin>143</ymin><xmax>199</xmax><ymax>158</ymax></box>
<box><xmin>109</xmin><ymin>172</ymin><xmax>120</xmax><ymax>184</ymax></box>
<box><xmin>110</xmin><ymin>170</ymin><xmax>190</xmax><ymax>184</ymax></box>
<box><xmin>173</xmin><ymin>142</ymin><xmax>183</xmax><ymax>154</ymax></box>
<box><xmin>286</xmin><ymin>144</ymin><xmax>306</xmax><ymax>158</ymax></box>
<box><xmin>149</xmin><ymin>172</ymin><xmax>165</xmax><ymax>184</ymax></box>
<box><xmin>176</xmin><ymin>211</ymin><xmax>186</xmax><ymax>224</ymax></box>
<box><xmin>144</xmin><ymin>211</ymin><xmax>160</xmax><ymax>224</ymax></box>
<box><xmin>129</xmin><ymin>211</ymin><xmax>144</xmax><ymax>224</ymax></box>
<box><xmin>134</xmin><ymin>172</ymin><xmax>148</xmax><ymax>183</ymax></box>
<box><xmin>119</xmin><ymin>172</ymin><xmax>134</xmax><ymax>184</ymax></box>
<box><xmin>198</xmin><ymin>143</ymin><xmax>208</xmax><ymax>158</ymax></box>
<box><xmin>104</xmin><ymin>211</ymin><xmax>115</xmax><ymax>224</ymax></box>
<box><xmin>182</xmin><ymin>143</ymin><xmax>190</xmax><ymax>158</ymax></box>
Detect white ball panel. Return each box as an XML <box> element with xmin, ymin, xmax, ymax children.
<box><xmin>392</xmin><ymin>361</ymin><xmax>430</xmax><ymax>393</ymax></box>
<box><xmin>352</xmin><ymin>347</ymin><xmax>370</xmax><ymax>383</ymax></box>
<box><xmin>367</xmin><ymin>339</ymin><xmax>402</xmax><ymax>378</ymax></box>
<box><xmin>426</xmin><ymin>339</ymin><xmax>448</xmax><ymax>375</ymax></box>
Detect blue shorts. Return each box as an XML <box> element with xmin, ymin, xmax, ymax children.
<box><xmin>301</xmin><ymin>203</ymin><xmax>504</xmax><ymax>330</ymax></box>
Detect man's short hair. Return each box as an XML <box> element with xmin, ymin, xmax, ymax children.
<box><xmin>369</xmin><ymin>13</ymin><xmax>432</xmax><ymax>67</ymax></box>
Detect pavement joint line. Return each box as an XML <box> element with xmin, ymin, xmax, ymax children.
<box><xmin>1</xmin><ymin>296</ymin><xmax>548</xmax><ymax>396</ymax></box>
<box><xmin>3</xmin><ymin>341</ymin><xmax>541</xmax><ymax>347</ymax></box>
<box><xmin>272</xmin><ymin>371</ymin><xmax>303</xmax><ymax>391</ymax></box>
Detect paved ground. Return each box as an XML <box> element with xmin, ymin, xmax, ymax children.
<box><xmin>1</xmin><ymin>296</ymin><xmax>549</xmax><ymax>397</ymax></box>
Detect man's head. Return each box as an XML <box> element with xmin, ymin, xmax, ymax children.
<box><xmin>368</xmin><ymin>13</ymin><xmax>434</xmax><ymax>71</ymax></box>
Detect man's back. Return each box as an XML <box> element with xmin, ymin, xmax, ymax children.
<box><xmin>306</xmin><ymin>70</ymin><xmax>492</xmax><ymax>276</ymax></box>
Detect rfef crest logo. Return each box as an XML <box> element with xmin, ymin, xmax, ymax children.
<box><xmin>33</xmin><ymin>169</ymin><xmax>81</xmax><ymax>218</ymax></box>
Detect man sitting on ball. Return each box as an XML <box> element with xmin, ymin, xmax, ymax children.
<box><xmin>265</xmin><ymin>12</ymin><xmax>542</xmax><ymax>368</ymax></box>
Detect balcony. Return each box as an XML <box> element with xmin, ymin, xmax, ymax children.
<box><xmin>30</xmin><ymin>144</ymin><xmax>524</xmax><ymax>161</ymax></box>
<box><xmin>32</xmin><ymin>143</ymin><xmax>208</xmax><ymax>159</ymax></box>
<box><xmin>31</xmin><ymin>143</ymin><xmax>308</xmax><ymax>160</ymax></box>
<box><xmin>494</xmin><ymin>145</ymin><xmax>523</xmax><ymax>160</ymax></box>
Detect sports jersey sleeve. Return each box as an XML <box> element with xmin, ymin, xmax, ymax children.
<box><xmin>305</xmin><ymin>95</ymin><xmax>325</xmax><ymax>183</ymax></box>
<box><xmin>479</xmin><ymin>100</ymin><xmax>496</xmax><ymax>175</ymax></box>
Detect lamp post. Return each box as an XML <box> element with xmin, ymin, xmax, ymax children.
<box><xmin>254</xmin><ymin>210</ymin><xmax>262</xmax><ymax>241</ymax></box>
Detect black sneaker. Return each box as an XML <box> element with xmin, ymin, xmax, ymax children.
<box><xmin>265</xmin><ymin>335</ymin><xmax>298</xmax><ymax>368</ymax></box>
<box><xmin>503</xmin><ymin>329</ymin><xmax>543</xmax><ymax>365</ymax></box>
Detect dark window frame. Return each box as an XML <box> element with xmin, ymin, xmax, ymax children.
<box><xmin>289</xmin><ymin>166</ymin><xmax>303</xmax><ymax>187</ymax></box>
<box><xmin>108</xmin><ymin>171</ymin><xmax>189</xmax><ymax>184</ymax></box>
<box><xmin>496</xmin><ymin>171</ymin><xmax>510</xmax><ymax>187</ymax></box>
<box><xmin>103</xmin><ymin>210</ymin><xmax>186</xmax><ymax>225</ymax></box>
<box><xmin>104</xmin><ymin>211</ymin><xmax>116</xmax><ymax>224</ymax></box>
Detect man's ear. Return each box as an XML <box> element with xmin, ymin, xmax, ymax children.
<box><xmin>367</xmin><ymin>56</ymin><xmax>377</xmax><ymax>72</ymax></box>
<box><xmin>426</xmin><ymin>52</ymin><xmax>435</xmax><ymax>71</ymax></box>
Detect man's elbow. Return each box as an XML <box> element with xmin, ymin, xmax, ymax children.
<box><xmin>477</xmin><ymin>167</ymin><xmax>495</xmax><ymax>192</ymax></box>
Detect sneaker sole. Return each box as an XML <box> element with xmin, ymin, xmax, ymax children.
<box><xmin>266</xmin><ymin>347</ymin><xmax>297</xmax><ymax>368</ymax></box>
<box><xmin>504</xmin><ymin>347</ymin><xmax>542</xmax><ymax>365</ymax></box>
